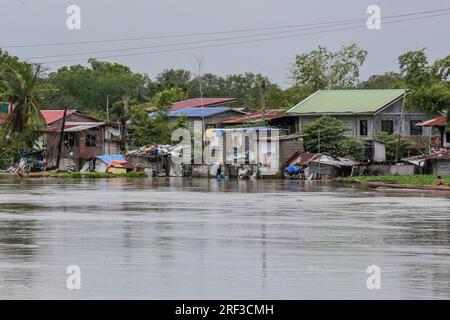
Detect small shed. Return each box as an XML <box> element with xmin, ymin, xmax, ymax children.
<box><xmin>81</xmin><ymin>155</ymin><xmax>134</xmax><ymax>174</ymax></box>
<box><xmin>426</xmin><ymin>150</ymin><xmax>450</xmax><ymax>175</ymax></box>
<box><xmin>307</xmin><ymin>155</ymin><xmax>358</xmax><ymax>180</ymax></box>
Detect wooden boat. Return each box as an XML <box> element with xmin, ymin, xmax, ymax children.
<box><xmin>361</xmin><ymin>181</ymin><xmax>450</xmax><ymax>191</ymax></box>
<box><xmin>17</xmin><ymin>170</ymin><xmax>56</xmax><ymax>178</ymax></box>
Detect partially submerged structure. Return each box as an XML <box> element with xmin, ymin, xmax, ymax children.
<box><xmin>184</xmin><ymin>127</ymin><xmax>304</xmax><ymax>178</ymax></box>
<box><xmin>403</xmin><ymin>149</ymin><xmax>450</xmax><ymax>175</ymax></box>
<box><xmin>40</xmin><ymin>110</ymin><xmax>125</xmax><ymax>170</ymax></box>
<box><xmin>127</xmin><ymin>144</ymin><xmax>184</xmax><ymax>177</ymax></box>
<box><xmin>287</xmin><ymin>153</ymin><xmax>358</xmax><ymax>180</ymax></box>
<box><xmin>81</xmin><ymin>154</ymin><xmax>134</xmax><ymax>174</ymax></box>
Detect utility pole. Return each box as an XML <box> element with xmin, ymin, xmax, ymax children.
<box><xmin>121</xmin><ymin>96</ymin><xmax>131</xmax><ymax>155</ymax></box>
<box><xmin>395</xmin><ymin>90</ymin><xmax>407</xmax><ymax>161</ymax></box>
<box><xmin>56</xmin><ymin>107</ymin><xmax>68</xmax><ymax>171</ymax></box>
<box><xmin>318</xmin><ymin>127</ymin><xmax>321</xmax><ymax>179</ymax></box>
<box><xmin>106</xmin><ymin>95</ymin><xmax>111</xmax><ymax>155</ymax></box>
<box><xmin>194</xmin><ymin>55</ymin><xmax>205</xmax><ymax>164</ymax></box>
<box><xmin>260</xmin><ymin>79</ymin><xmax>267</xmax><ymax>123</ymax></box>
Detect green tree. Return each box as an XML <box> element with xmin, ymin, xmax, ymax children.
<box><xmin>47</xmin><ymin>59</ymin><xmax>149</xmax><ymax>113</ymax></box>
<box><xmin>291</xmin><ymin>43</ymin><xmax>367</xmax><ymax>91</ymax></box>
<box><xmin>430</xmin><ymin>54</ymin><xmax>450</xmax><ymax>81</ymax></box>
<box><xmin>187</xmin><ymin>73</ymin><xmax>225</xmax><ymax>98</ymax></box>
<box><xmin>151</xmin><ymin>87</ymin><xmax>188</xmax><ymax>111</ymax></box>
<box><xmin>361</xmin><ymin>72</ymin><xmax>405</xmax><ymax>89</ymax></box>
<box><xmin>129</xmin><ymin>106</ymin><xmax>187</xmax><ymax>147</ymax></box>
<box><xmin>0</xmin><ymin>128</ymin><xmax>41</xmax><ymax>169</ymax></box>
<box><xmin>301</xmin><ymin>116</ymin><xmax>349</xmax><ymax>157</ymax></box>
<box><xmin>375</xmin><ymin>132</ymin><xmax>412</xmax><ymax>161</ymax></box>
<box><xmin>401</xmin><ymin>52</ymin><xmax>450</xmax><ymax>117</ymax></box>
<box><xmin>155</xmin><ymin>69</ymin><xmax>192</xmax><ymax>92</ymax></box>
<box><xmin>398</xmin><ymin>49</ymin><xmax>430</xmax><ymax>89</ymax></box>
<box><xmin>407</xmin><ymin>82</ymin><xmax>450</xmax><ymax>116</ymax></box>
<box><xmin>0</xmin><ymin>63</ymin><xmax>45</xmax><ymax>136</ymax></box>
<box><xmin>341</xmin><ymin>138</ymin><xmax>366</xmax><ymax>160</ymax></box>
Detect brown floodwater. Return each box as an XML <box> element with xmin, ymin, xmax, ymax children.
<box><xmin>0</xmin><ymin>175</ymin><xmax>449</xmax><ymax>299</ymax></box>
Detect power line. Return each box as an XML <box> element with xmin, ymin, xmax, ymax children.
<box><xmin>25</xmin><ymin>9</ymin><xmax>448</xmax><ymax>61</ymax></box>
<box><xmin>35</xmin><ymin>12</ymin><xmax>450</xmax><ymax>65</ymax></box>
<box><xmin>3</xmin><ymin>7</ymin><xmax>450</xmax><ymax>49</ymax></box>
<box><xmin>22</xmin><ymin>20</ymin><xmax>371</xmax><ymax>60</ymax></box>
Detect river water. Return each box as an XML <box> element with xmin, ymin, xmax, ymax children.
<box><xmin>0</xmin><ymin>175</ymin><xmax>449</xmax><ymax>299</ymax></box>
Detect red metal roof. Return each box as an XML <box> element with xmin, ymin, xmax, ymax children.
<box><xmin>416</xmin><ymin>116</ymin><xmax>447</xmax><ymax>127</ymax></box>
<box><xmin>171</xmin><ymin>98</ymin><xmax>238</xmax><ymax>111</ymax></box>
<box><xmin>427</xmin><ymin>149</ymin><xmax>450</xmax><ymax>160</ymax></box>
<box><xmin>287</xmin><ymin>152</ymin><xmax>320</xmax><ymax>166</ymax></box>
<box><xmin>219</xmin><ymin>110</ymin><xmax>288</xmax><ymax>124</ymax></box>
<box><xmin>41</xmin><ymin>110</ymin><xmax>77</xmax><ymax>125</ymax></box>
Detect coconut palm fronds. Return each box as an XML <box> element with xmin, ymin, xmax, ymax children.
<box><xmin>0</xmin><ymin>63</ymin><xmax>45</xmax><ymax>138</ymax></box>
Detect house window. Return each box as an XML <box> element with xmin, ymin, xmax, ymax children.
<box><xmin>66</xmin><ymin>132</ymin><xmax>76</xmax><ymax>147</ymax></box>
<box><xmin>381</xmin><ymin>120</ymin><xmax>394</xmax><ymax>134</ymax></box>
<box><xmin>85</xmin><ymin>134</ymin><xmax>97</xmax><ymax>147</ymax></box>
<box><xmin>446</xmin><ymin>132</ymin><xmax>450</xmax><ymax>144</ymax></box>
<box><xmin>410</xmin><ymin>120</ymin><xmax>423</xmax><ymax>136</ymax></box>
<box><xmin>360</xmin><ymin>120</ymin><xmax>368</xmax><ymax>136</ymax></box>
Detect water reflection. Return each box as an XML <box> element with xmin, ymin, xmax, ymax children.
<box><xmin>0</xmin><ymin>176</ymin><xmax>449</xmax><ymax>299</ymax></box>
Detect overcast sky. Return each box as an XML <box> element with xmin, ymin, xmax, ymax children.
<box><xmin>0</xmin><ymin>0</ymin><xmax>449</xmax><ymax>87</ymax></box>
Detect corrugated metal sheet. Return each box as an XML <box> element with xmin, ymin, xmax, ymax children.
<box><xmin>171</xmin><ymin>98</ymin><xmax>238</xmax><ymax>111</ymax></box>
<box><xmin>288</xmin><ymin>152</ymin><xmax>320</xmax><ymax>166</ymax></box>
<box><xmin>41</xmin><ymin>110</ymin><xmax>77</xmax><ymax>124</ymax></box>
<box><xmin>65</xmin><ymin>123</ymin><xmax>105</xmax><ymax>132</ymax></box>
<box><xmin>287</xmin><ymin>89</ymin><xmax>405</xmax><ymax>114</ymax></box>
<box><xmin>168</xmin><ymin>107</ymin><xmax>237</xmax><ymax>118</ymax></box>
<box><xmin>96</xmin><ymin>155</ymin><xmax>127</xmax><ymax>165</ymax></box>
<box><xmin>416</xmin><ymin>116</ymin><xmax>447</xmax><ymax>127</ymax></box>
<box><xmin>219</xmin><ymin>110</ymin><xmax>286</xmax><ymax>124</ymax></box>
<box><xmin>40</xmin><ymin>122</ymin><xmax>105</xmax><ymax>132</ymax></box>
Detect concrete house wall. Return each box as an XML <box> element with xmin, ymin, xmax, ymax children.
<box><xmin>170</xmin><ymin>110</ymin><xmax>245</xmax><ymax>132</ymax></box>
<box><xmin>297</xmin><ymin>99</ymin><xmax>431</xmax><ymax>139</ymax></box>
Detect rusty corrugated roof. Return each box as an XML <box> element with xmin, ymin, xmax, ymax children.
<box><xmin>416</xmin><ymin>116</ymin><xmax>447</xmax><ymax>127</ymax></box>
<box><xmin>219</xmin><ymin>110</ymin><xmax>288</xmax><ymax>124</ymax></box>
<box><xmin>287</xmin><ymin>152</ymin><xmax>320</xmax><ymax>166</ymax></box>
<box><xmin>171</xmin><ymin>98</ymin><xmax>238</xmax><ymax>111</ymax></box>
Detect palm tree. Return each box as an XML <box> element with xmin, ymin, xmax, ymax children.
<box><xmin>0</xmin><ymin>63</ymin><xmax>45</xmax><ymax>137</ymax></box>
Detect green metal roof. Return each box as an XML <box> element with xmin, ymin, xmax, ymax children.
<box><xmin>287</xmin><ymin>89</ymin><xmax>406</xmax><ymax>114</ymax></box>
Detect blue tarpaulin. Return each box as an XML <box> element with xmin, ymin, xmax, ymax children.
<box><xmin>287</xmin><ymin>165</ymin><xmax>301</xmax><ymax>174</ymax></box>
<box><xmin>167</xmin><ymin>107</ymin><xmax>233</xmax><ymax>118</ymax></box>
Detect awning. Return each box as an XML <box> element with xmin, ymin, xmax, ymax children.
<box><xmin>416</xmin><ymin>116</ymin><xmax>447</xmax><ymax>127</ymax></box>
<box><xmin>65</xmin><ymin>123</ymin><xmax>105</xmax><ymax>132</ymax></box>
<box><xmin>41</xmin><ymin>122</ymin><xmax>105</xmax><ymax>133</ymax></box>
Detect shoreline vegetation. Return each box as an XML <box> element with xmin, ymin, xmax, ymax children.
<box><xmin>340</xmin><ymin>175</ymin><xmax>450</xmax><ymax>191</ymax></box>
<box><xmin>54</xmin><ymin>172</ymin><xmax>148</xmax><ymax>179</ymax></box>
<box><xmin>0</xmin><ymin>171</ymin><xmax>149</xmax><ymax>178</ymax></box>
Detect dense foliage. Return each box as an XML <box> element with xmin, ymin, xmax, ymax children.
<box><xmin>301</xmin><ymin>116</ymin><xmax>349</xmax><ymax>157</ymax></box>
<box><xmin>1</xmin><ymin>45</ymin><xmax>449</xmax><ymax>169</ymax></box>
<box><xmin>374</xmin><ymin>132</ymin><xmax>413</xmax><ymax>161</ymax></box>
